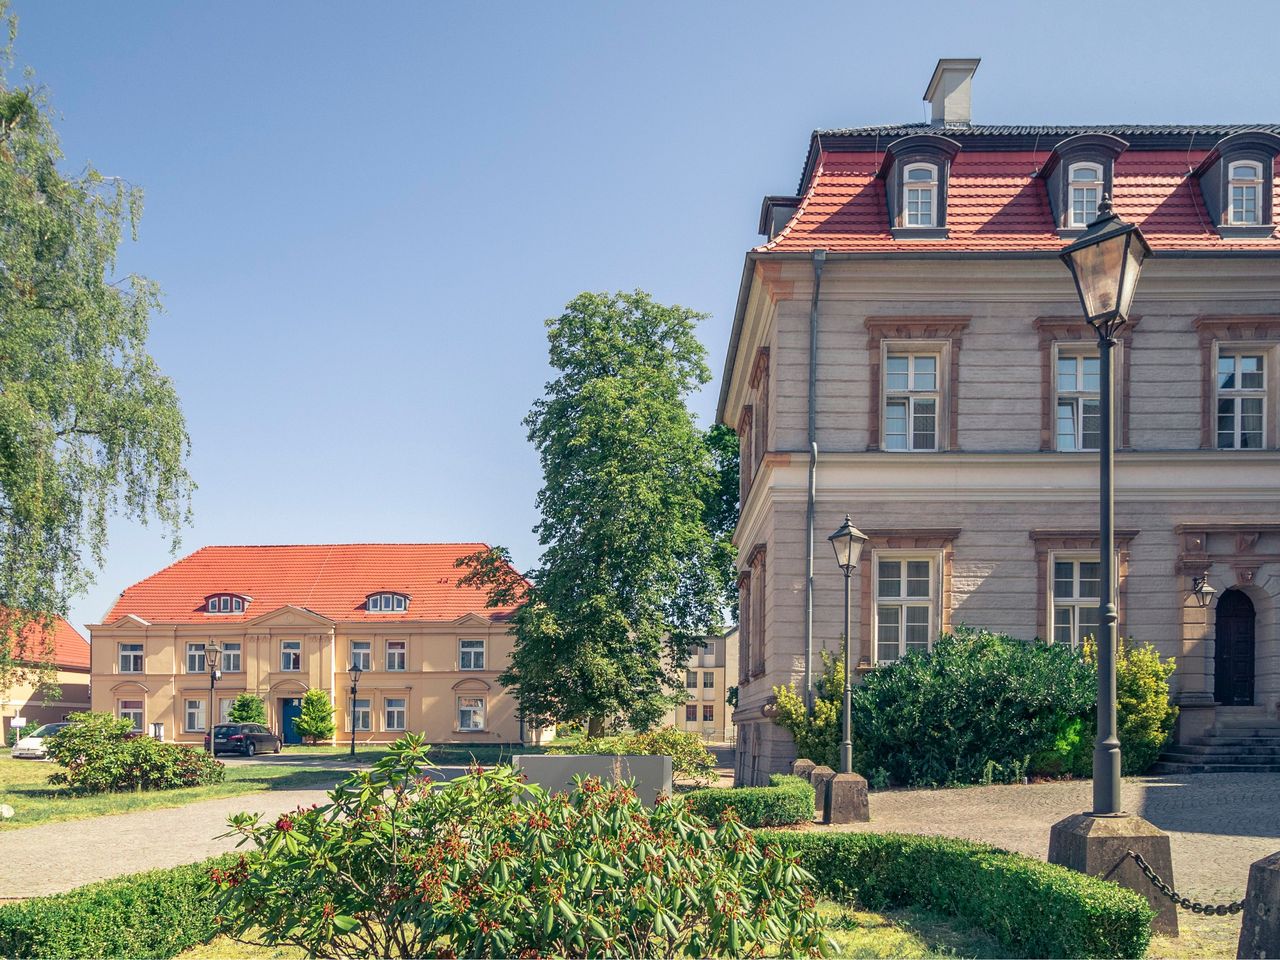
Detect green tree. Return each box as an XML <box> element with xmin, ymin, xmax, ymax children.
<box><xmin>458</xmin><ymin>291</ymin><xmax>723</xmax><ymax>737</ymax></box>
<box><xmin>0</xmin><ymin>4</ymin><xmax>194</xmax><ymax>690</ymax></box>
<box><xmin>293</xmin><ymin>689</ymin><xmax>335</xmax><ymax>744</ymax></box>
<box><xmin>227</xmin><ymin>693</ymin><xmax>267</xmax><ymax>726</ymax></box>
<box><xmin>702</xmin><ymin>423</ymin><xmax>739</xmax><ymax>614</ymax></box>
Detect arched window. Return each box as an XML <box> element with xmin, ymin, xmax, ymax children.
<box><xmin>903</xmin><ymin>164</ymin><xmax>938</xmax><ymax>227</ymax></box>
<box><xmin>205</xmin><ymin>593</ymin><xmax>249</xmax><ymax>614</ymax></box>
<box><xmin>1068</xmin><ymin>162</ymin><xmax>1104</xmax><ymax>227</ymax></box>
<box><xmin>366</xmin><ymin>592</ymin><xmax>409</xmax><ymax>613</ymax></box>
<box><xmin>1229</xmin><ymin>161</ymin><xmax>1263</xmax><ymax>225</ymax></box>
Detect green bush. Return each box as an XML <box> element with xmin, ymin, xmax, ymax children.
<box><xmin>216</xmin><ymin>734</ymin><xmax>831</xmax><ymax>958</ymax></box>
<box><xmin>548</xmin><ymin>725</ymin><xmax>716</xmax><ymax>784</ymax></box>
<box><xmin>45</xmin><ymin>712</ymin><xmax>224</xmax><ymax>794</ymax></box>
<box><xmin>684</xmin><ymin>773</ymin><xmax>813</xmax><ymax>827</ymax></box>
<box><xmin>293</xmin><ymin>688</ymin><xmax>335</xmax><ymax>743</ymax></box>
<box><xmin>773</xmin><ymin>651</ymin><xmax>842</xmax><ymax>770</ymax></box>
<box><xmin>226</xmin><ymin>693</ymin><xmax>267</xmax><ymax>725</ymax></box>
<box><xmin>0</xmin><ymin>856</ymin><xmax>231</xmax><ymax>958</ymax></box>
<box><xmin>759</xmin><ymin>830</ymin><xmax>1154</xmax><ymax>960</ymax></box>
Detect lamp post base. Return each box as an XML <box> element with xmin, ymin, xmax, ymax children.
<box><xmin>1048</xmin><ymin>812</ymin><xmax>1178</xmax><ymax>936</ymax></box>
<box><xmin>1237</xmin><ymin>851</ymin><xmax>1280</xmax><ymax>959</ymax></box>
<box><xmin>823</xmin><ymin>772</ymin><xmax>870</xmax><ymax>824</ymax></box>
<box><xmin>809</xmin><ymin>765</ymin><xmax>836</xmax><ymax>820</ymax></box>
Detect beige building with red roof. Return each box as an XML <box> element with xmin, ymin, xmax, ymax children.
<box><xmin>722</xmin><ymin>59</ymin><xmax>1280</xmax><ymax>784</ymax></box>
<box><xmin>89</xmin><ymin>543</ymin><xmax>544</xmax><ymax>746</ymax></box>
<box><xmin>2</xmin><ymin>615</ymin><xmax>91</xmax><ymax>739</ymax></box>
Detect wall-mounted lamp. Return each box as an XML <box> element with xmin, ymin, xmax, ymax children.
<box><xmin>1192</xmin><ymin>575</ymin><xmax>1216</xmax><ymax>609</ymax></box>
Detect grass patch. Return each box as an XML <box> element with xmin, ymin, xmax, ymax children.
<box><xmin>0</xmin><ymin>755</ymin><xmax>339</xmax><ymax>831</ymax></box>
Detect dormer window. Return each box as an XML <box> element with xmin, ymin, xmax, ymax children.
<box><xmin>1038</xmin><ymin>134</ymin><xmax>1127</xmax><ymax>237</ymax></box>
<box><xmin>366</xmin><ymin>592</ymin><xmax>408</xmax><ymax>613</ymax></box>
<box><xmin>1068</xmin><ymin>163</ymin><xmax>1104</xmax><ymax>227</ymax></box>
<box><xmin>1229</xmin><ymin>161</ymin><xmax>1263</xmax><ymax>225</ymax></box>
<box><xmin>1193</xmin><ymin>131</ymin><xmax>1280</xmax><ymax>238</ymax></box>
<box><xmin>205</xmin><ymin>593</ymin><xmax>249</xmax><ymax>614</ymax></box>
<box><xmin>878</xmin><ymin>133</ymin><xmax>961</xmax><ymax>240</ymax></box>
<box><xmin>904</xmin><ymin>164</ymin><xmax>938</xmax><ymax>227</ymax></box>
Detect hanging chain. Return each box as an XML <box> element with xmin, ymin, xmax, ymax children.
<box><xmin>1128</xmin><ymin>851</ymin><xmax>1245</xmax><ymax>916</ymax></box>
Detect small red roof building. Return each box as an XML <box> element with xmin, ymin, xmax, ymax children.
<box><xmin>6</xmin><ymin>614</ymin><xmax>90</xmax><ymax>671</ymax></box>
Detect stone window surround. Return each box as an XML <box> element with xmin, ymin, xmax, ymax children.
<box><xmin>737</xmin><ymin>568</ymin><xmax>751</xmax><ymax>686</ymax></box>
<box><xmin>1194</xmin><ymin>316</ymin><xmax>1280</xmax><ymax>450</ymax></box>
<box><xmin>737</xmin><ymin>405</ymin><xmax>753</xmax><ymax>505</ymax></box>
<box><xmin>857</xmin><ymin>530</ymin><xmax>958</xmax><ymax>669</ymax></box>
<box><xmin>1029</xmin><ymin>529</ymin><xmax>1137</xmax><ymax>641</ymax></box>
<box><xmin>746</xmin><ymin>544</ymin><xmax>767</xmax><ymax>679</ymax></box>
<box><xmin>865</xmin><ymin>318</ymin><xmax>970</xmax><ymax>452</ymax></box>
<box><xmin>1035</xmin><ymin>317</ymin><xmax>1137</xmax><ymax>452</ymax></box>
<box><xmin>750</xmin><ymin>347</ymin><xmax>770</xmax><ymax>480</ymax></box>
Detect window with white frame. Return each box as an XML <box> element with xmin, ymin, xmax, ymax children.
<box><xmin>351</xmin><ymin>640</ymin><xmax>371</xmax><ymax>672</ymax></box>
<box><xmin>1052</xmin><ymin>557</ymin><xmax>1101</xmax><ymax>647</ymax></box>
<box><xmin>1056</xmin><ymin>350</ymin><xmax>1101</xmax><ymax>452</ymax></box>
<box><xmin>457</xmin><ymin>696</ymin><xmax>486</xmax><ymax>731</ymax></box>
<box><xmin>119</xmin><ymin>642</ymin><xmax>144</xmax><ymax>673</ymax></box>
<box><xmin>280</xmin><ymin>640</ymin><xmax>301</xmax><ymax>671</ymax></box>
<box><xmin>1217</xmin><ymin>352</ymin><xmax>1266</xmax><ymax>449</ymax></box>
<box><xmin>903</xmin><ymin>163</ymin><xmax>938</xmax><ymax>227</ymax></box>
<box><xmin>703</xmin><ymin>704</ymin><xmax>714</xmax><ymax>722</ymax></box>
<box><xmin>884</xmin><ymin>353</ymin><xmax>938</xmax><ymax>451</ymax></box>
<box><xmin>186</xmin><ymin>642</ymin><xmax>207</xmax><ymax>674</ymax></box>
<box><xmin>185</xmin><ymin>698</ymin><xmax>206</xmax><ymax>733</ymax></box>
<box><xmin>205</xmin><ymin>594</ymin><xmax>247</xmax><ymax>614</ymax></box>
<box><xmin>221</xmin><ymin>642</ymin><xmax>241</xmax><ymax>673</ymax></box>
<box><xmin>218</xmin><ymin>697</ymin><xmax>235</xmax><ymax>723</ymax></box>
<box><xmin>119</xmin><ymin>699</ymin><xmax>144</xmax><ymax>731</ymax></box>
<box><xmin>385</xmin><ymin>697</ymin><xmax>406</xmax><ymax>731</ymax></box>
<box><xmin>351</xmin><ymin>698</ymin><xmax>371</xmax><ymax>732</ymax></box>
<box><xmin>1229</xmin><ymin>161</ymin><xmax>1263</xmax><ymax>225</ymax></box>
<box><xmin>385</xmin><ymin>640</ymin><xmax>407</xmax><ymax>671</ymax></box>
<box><xmin>685</xmin><ymin>670</ymin><xmax>697</xmax><ymax>689</ymax></box>
<box><xmin>459</xmin><ymin>639</ymin><xmax>485</xmax><ymax>670</ymax></box>
<box><xmin>366</xmin><ymin>592</ymin><xmax>408</xmax><ymax>613</ymax></box>
<box><xmin>875</xmin><ymin>557</ymin><xmax>935</xmax><ymax>664</ymax></box>
<box><xmin>703</xmin><ymin>671</ymin><xmax>715</xmax><ymax>688</ymax></box>
<box><xmin>685</xmin><ymin>703</ymin><xmax>698</xmax><ymax>722</ymax></box>
<box><xmin>1068</xmin><ymin>162</ymin><xmax>1104</xmax><ymax>227</ymax></box>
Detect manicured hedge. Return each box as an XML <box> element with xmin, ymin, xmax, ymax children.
<box><xmin>757</xmin><ymin>830</ymin><xmax>1154</xmax><ymax>960</ymax></box>
<box><xmin>684</xmin><ymin>773</ymin><xmax>814</xmax><ymax>827</ymax></box>
<box><xmin>0</xmin><ymin>856</ymin><xmax>230</xmax><ymax>959</ymax></box>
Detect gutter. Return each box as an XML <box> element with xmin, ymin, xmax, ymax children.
<box><xmin>803</xmin><ymin>250</ymin><xmax>825</xmax><ymax>712</ymax></box>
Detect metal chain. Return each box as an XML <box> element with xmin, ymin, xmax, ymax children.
<box><xmin>1128</xmin><ymin>851</ymin><xmax>1245</xmax><ymax>916</ymax></box>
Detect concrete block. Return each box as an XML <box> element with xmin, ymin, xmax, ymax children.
<box><xmin>1238</xmin><ymin>851</ymin><xmax>1280</xmax><ymax>959</ymax></box>
<box><xmin>792</xmin><ymin>758</ymin><xmax>816</xmax><ymax>780</ymax></box>
<box><xmin>810</xmin><ymin>765</ymin><xmax>836</xmax><ymax>820</ymax></box>
<box><xmin>1048</xmin><ymin>812</ymin><xmax>1178</xmax><ymax>936</ymax></box>
<box><xmin>824</xmin><ymin>772</ymin><xmax>870</xmax><ymax>824</ymax></box>
<box><xmin>512</xmin><ymin>754</ymin><xmax>672</xmax><ymax>807</ymax></box>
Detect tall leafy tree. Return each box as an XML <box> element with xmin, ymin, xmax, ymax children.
<box><xmin>702</xmin><ymin>422</ymin><xmax>739</xmax><ymax>615</ymax></box>
<box><xmin>459</xmin><ymin>291</ymin><xmax>723</xmax><ymax>736</ymax></box>
<box><xmin>0</xmin><ymin>4</ymin><xmax>193</xmax><ymax>688</ymax></box>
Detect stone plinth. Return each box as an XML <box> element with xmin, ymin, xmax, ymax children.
<box><xmin>1048</xmin><ymin>812</ymin><xmax>1178</xmax><ymax>936</ymax></box>
<box><xmin>512</xmin><ymin>754</ymin><xmax>672</xmax><ymax>806</ymax></box>
<box><xmin>1238</xmin><ymin>851</ymin><xmax>1280</xmax><ymax>959</ymax></box>
<box><xmin>792</xmin><ymin>758</ymin><xmax>816</xmax><ymax>780</ymax></box>
<box><xmin>824</xmin><ymin>772</ymin><xmax>870</xmax><ymax>824</ymax></box>
<box><xmin>810</xmin><ymin>765</ymin><xmax>836</xmax><ymax>820</ymax></box>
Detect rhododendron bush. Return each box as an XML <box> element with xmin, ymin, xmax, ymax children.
<box><xmin>214</xmin><ymin>734</ymin><xmax>831</xmax><ymax>958</ymax></box>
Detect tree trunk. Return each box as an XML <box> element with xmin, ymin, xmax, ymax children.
<box><xmin>587</xmin><ymin>715</ymin><xmax>605</xmax><ymax>739</ymax></box>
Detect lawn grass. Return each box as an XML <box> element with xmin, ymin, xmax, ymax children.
<box><xmin>0</xmin><ymin>755</ymin><xmax>340</xmax><ymax>831</ymax></box>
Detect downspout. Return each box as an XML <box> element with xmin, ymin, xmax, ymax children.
<box><xmin>803</xmin><ymin>249</ymin><xmax>826</xmax><ymax>713</ymax></box>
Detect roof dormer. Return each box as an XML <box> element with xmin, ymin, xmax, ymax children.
<box><xmin>204</xmin><ymin>593</ymin><xmax>251</xmax><ymax>614</ymax></box>
<box><xmin>365</xmin><ymin>591</ymin><xmax>410</xmax><ymax>613</ymax></box>
<box><xmin>1193</xmin><ymin>130</ymin><xmax>1280</xmax><ymax>239</ymax></box>
<box><xmin>1037</xmin><ymin>134</ymin><xmax>1129</xmax><ymax>238</ymax></box>
<box><xmin>878</xmin><ymin>133</ymin><xmax>962</xmax><ymax>240</ymax></box>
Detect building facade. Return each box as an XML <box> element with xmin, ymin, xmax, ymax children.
<box><xmin>665</xmin><ymin>628</ymin><xmax>739</xmax><ymax>743</ymax></box>
<box><xmin>720</xmin><ymin>59</ymin><xmax>1280</xmax><ymax>784</ymax></box>
<box><xmin>1</xmin><ymin>615</ymin><xmax>91</xmax><ymax>738</ymax></box>
<box><xmin>88</xmin><ymin>543</ymin><xmax>544</xmax><ymax>746</ymax></box>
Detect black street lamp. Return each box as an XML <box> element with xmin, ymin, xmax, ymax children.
<box><xmin>348</xmin><ymin>661</ymin><xmax>363</xmax><ymax>758</ymax></box>
<box><xmin>206</xmin><ymin>642</ymin><xmax>223</xmax><ymax>754</ymax></box>
<box><xmin>827</xmin><ymin>515</ymin><xmax>868</xmax><ymax>775</ymax></box>
<box><xmin>1192</xmin><ymin>575</ymin><xmax>1217</xmax><ymax>609</ymax></box>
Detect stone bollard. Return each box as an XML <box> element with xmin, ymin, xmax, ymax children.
<box><xmin>810</xmin><ymin>766</ymin><xmax>837</xmax><ymax>822</ymax></box>
<box><xmin>1237</xmin><ymin>851</ymin><xmax>1280</xmax><ymax>959</ymax></box>
<box><xmin>792</xmin><ymin>758</ymin><xmax>816</xmax><ymax>781</ymax></box>
<box><xmin>824</xmin><ymin>772</ymin><xmax>870</xmax><ymax>824</ymax></box>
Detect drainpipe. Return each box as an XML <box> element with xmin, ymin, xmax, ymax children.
<box><xmin>804</xmin><ymin>249</ymin><xmax>826</xmax><ymax>713</ymax></box>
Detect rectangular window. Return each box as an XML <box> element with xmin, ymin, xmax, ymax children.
<box><xmin>457</xmin><ymin>697</ymin><xmax>486</xmax><ymax>731</ymax></box>
<box><xmin>1055</xmin><ymin>352</ymin><xmax>1101</xmax><ymax>452</ymax></box>
<box><xmin>703</xmin><ymin>704</ymin><xmax>715</xmax><ymax>722</ymax></box>
<box><xmin>185</xmin><ymin>642</ymin><xmax>206</xmax><ymax>674</ymax></box>
<box><xmin>1052</xmin><ymin>557</ymin><xmax>1102</xmax><ymax>648</ymax></box>
<box><xmin>685</xmin><ymin>670</ymin><xmax>698</xmax><ymax>688</ymax></box>
<box><xmin>459</xmin><ymin>639</ymin><xmax>485</xmax><ymax>671</ymax></box>
<box><xmin>280</xmin><ymin>640</ymin><xmax>301</xmax><ymax>672</ymax></box>
<box><xmin>185</xmin><ymin>698</ymin><xmax>206</xmax><ymax>733</ymax></box>
<box><xmin>884</xmin><ymin>354</ymin><xmax>938</xmax><ymax>451</ymax></box>
<box><xmin>876</xmin><ymin>557</ymin><xmax>935</xmax><ymax>664</ymax></box>
<box><xmin>385</xmin><ymin>640</ymin><xmax>407</xmax><ymax>671</ymax></box>
<box><xmin>351</xmin><ymin>640</ymin><xmax>371</xmax><ymax>672</ymax></box>
<box><xmin>385</xmin><ymin>698</ymin><xmax>406</xmax><ymax>731</ymax></box>
<box><xmin>352</xmin><ymin>698</ymin><xmax>371</xmax><ymax>732</ymax></box>
<box><xmin>218</xmin><ymin>697</ymin><xmax>235</xmax><ymax>723</ymax></box>
<box><xmin>685</xmin><ymin>703</ymin><xmax>698</xmax><ymax>722</ymax></box>
<box><xmin>1217</xmin><ymin>353</ymin><xmax>1266</xmax><ymax>449</ymax></box>
<box><xmin>119</xmin><ymin>643</ymin><xmax>144</xmax><ymax>673</ymax></box>
<box><xmin>221</xmin><ymin>642</ymin><xmax>242</xmax><ymax>673</ymax></box>
<box><xmin>119</xmin><ymin>699</ymin><xmax>144</xmax><ymax>731</ymax></box>
<box><xmin>703</xmin><ymin>671</ymin><xmax>715</xmax><ymax>688</ymax></box>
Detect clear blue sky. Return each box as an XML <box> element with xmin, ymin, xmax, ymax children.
<box><xmin>13</xmin><ymin>0</ymin><xmax>1279</xmax><ymax>634</ymax></box>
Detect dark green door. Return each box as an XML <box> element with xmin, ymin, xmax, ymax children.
<box><xmin>281</xmin><ymin>697</ymin><xmax>303</xmax><ymax>744</ymax></box>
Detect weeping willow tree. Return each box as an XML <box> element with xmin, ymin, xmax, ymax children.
<box><xmin>0</xmin><ymin>3</ymin><xmax>193</xmax><ymax>689</ymax></box>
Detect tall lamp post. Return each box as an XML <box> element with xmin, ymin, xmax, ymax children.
<box><xmin>348</xmin><ymin>661</ymin><xmax>362</xmax><ymax>758</ymax></box>
<box><xmin>206</xmin><ymin>642</ymin><xmax>223</xmax><ymax>754</ymax></box>
<box><xmin>827</xmin><ymin>515</ymin><xmax>868</xmax><ymax>774</ymax></box>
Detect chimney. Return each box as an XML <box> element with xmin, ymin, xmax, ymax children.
<box><xmin>923</xmin><ymin>58</ymin><xmax>980</xmax><ymax>127</ymax></box>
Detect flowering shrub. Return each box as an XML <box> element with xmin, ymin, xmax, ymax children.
<box><xmin>45</xmin><ymin>711</ymin><xmax>224</xmax><ymax>794</ymax></box>
<box><xmin>548</xmin><ymin>725</ymin><xmax>716</xmax><ymax>784</ymax></box>
<box><xmin>214</xmin><ymin>734</ymin><xmax>831</xmax><ymax>958</ymax></box>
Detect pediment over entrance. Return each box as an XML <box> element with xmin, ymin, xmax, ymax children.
<box><xmin>246</xmin><ymin>605</ymin><xmax>335</xmax><ymax>629</ymax></box>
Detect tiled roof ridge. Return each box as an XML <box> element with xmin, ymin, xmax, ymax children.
<box><xmin>816</xmin><ymin>122</ymin><xmax>1280</xmax><ymax>136</ymax></box>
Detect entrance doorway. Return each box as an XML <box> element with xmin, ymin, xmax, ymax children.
<box><xmin>281</xmin><ymin>697</ymin><xmax>303</xmax><ymax>744</ymax></box>
<box><xmin>1215</xmin><ymin>589</ymin><xmax>1256</xmax><ymax>707</ymax></box>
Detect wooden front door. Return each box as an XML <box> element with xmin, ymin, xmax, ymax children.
<box><xmin>1215</xmin><ymin>589</ymin><xmax>1256</xmax><ymax>707</ymax></box>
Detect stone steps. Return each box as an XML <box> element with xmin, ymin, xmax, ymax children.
<box><xmin>1153</xmin><ymin>722</ymin><xmax>1280</xmax><ymax>773</ymax></box>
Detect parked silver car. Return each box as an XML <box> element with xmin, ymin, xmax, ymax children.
<box><xmin>10</xmin><ymin>722</ymin><xmax>71</xmax><ymax>759</ymax></box>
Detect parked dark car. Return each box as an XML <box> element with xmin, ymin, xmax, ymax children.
<box><xmin>204</xmin><ymin>723</ymin><xmax>282</xmax><ymax>756</ymax></box>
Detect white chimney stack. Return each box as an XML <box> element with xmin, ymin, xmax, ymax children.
<box><xmin>923</xmin><ymin>58</ymin><xmax>980</xmax><ymax>128</ymax></box>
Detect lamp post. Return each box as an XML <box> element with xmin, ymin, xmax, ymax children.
<box><xmin>1192</xmin><ymin>575</ymin><xmax>1217</xmax><ymax>609</ymax></box>
<box><xmin>348</xmin><ymin>661</ymin><xmax>362</xmax><ymax>758</ymax></box>
<box><xmin>206</xmin><ymin>642</ymin><xmax>222</xmax><ymax>754</ymax></box>
<box><xmin>827</xmin><ymin>515</ymin><xmax>868</xmax><ymax>774</ymax></box>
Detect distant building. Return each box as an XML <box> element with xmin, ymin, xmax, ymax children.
<box><xmin>1</xmin><ymin>615</ymin><xmax>91</xmax><ymax>738</ymax></box>
<box><xmin>89</xmin><ymin>543</ymin><xmax>550</xmax><ymax>745</ymax></box>
<box><xmin>666</xmin><ymin>628</ymin><xmax>738</xmax><ymax>742</ymax></box>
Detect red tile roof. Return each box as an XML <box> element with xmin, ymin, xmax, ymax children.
<box><xmin>104</xmin><ymin>544</ymin><xmax>521</xmax><ymax>625</ymax></box>
<box><xmin>6</xmin><ymin>615</ymin><xmax>90</xmax><ymax>670</ymax></box>
<box><xmin>761</xmin><ymin>150</ymin><xmax>1280</xmax><ymax>253</ymax></box>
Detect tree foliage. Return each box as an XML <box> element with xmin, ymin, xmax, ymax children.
<box><xmin>458</xmin><ymin>291</ymin><xmax>723</xmax><ymax>735</ymax></box>
<box><xmin>0</xmin><ymin>4</ymin><xmax>193</xmax><ymax>688</ymax></box>
<box><xmin>227</xmin><ymin>694</ymin><xmax>267</xmax><ymax>726</ymax></box>
<box><xmin>702</xmin><ymin>422</ymin><xmax>739</xmax><ymax>613</ymax></box>
<box><xmin>293</xmin><ymin>689</ymin><xmax>335</xmax><ymax>744</ymax></box>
